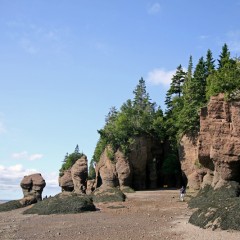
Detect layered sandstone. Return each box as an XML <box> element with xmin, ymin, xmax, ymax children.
<box><xmin>198</xmin><ymin>94</ymin><xmax>240</xmax><ymax>188</ymax></box>
<box><xmin>180</xmin><ymin>94</ymin><xmax>240</xmax><ymax>189</ymax></box>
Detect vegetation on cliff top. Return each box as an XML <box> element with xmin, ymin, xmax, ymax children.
<box><xmin>59</xmin><ymin>145</ymin><xmax>85</xmax><ymax>176</ymax></box>
<box><xmin>90</xmin><ymin>44</ymin><xmax>239</xmax><ymax>179</ymax></box>
<box><xmin>92</xmin><ymin>78</ymin><xmax>165</xmax><ymax>164</ymax></box>
<box><xmin>165</xmin><ymin>43</ymin><xmax>240</xmax><ymax>145</ymax></box>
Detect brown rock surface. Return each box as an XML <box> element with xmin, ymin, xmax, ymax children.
<box><xmin>95</xmin><ymin>147</ymin><xmax>119</xmax><ymax>188</ymax></box>
<box><xmin>58</xmin><ymin>170</ymin><xmax>74</xmax><ymax>192</ymax></box>
<box><xmin>20</xmin><ymin>173</ymin><xmax>46</xmax><ymax>202</ymax></box>
<box><xmin>128</xmin><ymin>136</ymin><xmax>161</xmax><ymax>190</ymax></box>
<box><xmin>71</xmin><ymin>155</ymin><xmax>88</xmax><ymax>193</ymax></box>
<box><xmin>86</xmin><ymin>179</ymin><xmax>95</xmax><ymax>195</ymax></box>
<box><xmin>115</xmin><ymin>149</ymin><xmax>132</xmax><ymax>189</ymax></box>
<box><xmin>179</xmin><ymin>134</ymin><xmax>206</xmax><ymax>190</ymax></box>
<box><xmin>198</xmin><ymin>94</ymin><xmax>240</xmax><ymax>188</ymax></box>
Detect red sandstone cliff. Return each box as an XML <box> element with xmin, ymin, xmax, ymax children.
<box><xmin>180</xmin><ymin>93</ymin><xmax>240</xmax><ymax>190</ymax></box>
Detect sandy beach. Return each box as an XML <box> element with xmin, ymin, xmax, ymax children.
<box><xmin>0</xmin><ymin>190</ymin><xmax>240</xmax><ymax>240</ymax></box>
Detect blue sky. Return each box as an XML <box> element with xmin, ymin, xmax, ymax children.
<box><xmin>1</xmin><ymin>0</ymin><xmax>240</xmax><ymax>199</ymax></box>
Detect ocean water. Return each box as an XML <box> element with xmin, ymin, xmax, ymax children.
<box><xmin>0</xmin><ymin>200</ymin><xmax>8</xmax><ymax>204</ymax></box>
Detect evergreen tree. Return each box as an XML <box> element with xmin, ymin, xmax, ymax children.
<box><xmin>93</xmin><ymin>78</ymin><xmax>163</xmax><ymax>161</ymax></box>
<box><xmin>186</xmin><ymin>55</ymin><xmax>193</xmax><ymax>82</ymax></box>
<box><xmin>165</xmin><ymin>65</ymin><xmax>186</xmax><ymax>112</ymax></box>
<box><xmin>74</xmin><ymin>144</ymin><xmax>79</xmax><ymax>154</ymax></box>
<box><xmin>59</xmin><ymin>145</ymin><xmax>84</xmax><ymax>175</ymax></box>
<box><xmin>168</xmin><ymin>65</ymin><xmax>186</xmax><ymax>97</ymax></box>
<box><xmin>206</xmin><ymin>49</ymin><xmax>215</xmax><ymax>76</ymax></box>
<box><xmin>105</xmin><ymin>106</ymin><xmax>118</xmax><ymax>123</ymax></box>
<box><xmin>218</xmin><ymin>43</ymin><xmax>230</xmax><ymax>69</ymax></box>
<box><xmin>192</xmin><ymin>56</ymin><xmax>207</xmax><ymax>102</ymax></box>
<box><xmin>62</xmin><ymin>152</ymin><xmax>68</xmax><ymax>162</ymax></box>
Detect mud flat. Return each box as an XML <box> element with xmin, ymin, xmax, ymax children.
<box><xmin>0</xmin><ymin>190</ymin><xmax>240</xmax><ymax>240</ymax></box>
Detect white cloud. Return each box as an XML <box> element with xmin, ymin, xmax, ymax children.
<box><xmin>0</xmin><ymin>164</ymin><xmax>37</xmax><ymax>186</ymax></box>
<box><xmin>0</xmin><ymin>165</ymin><xmax>59</xmax><ymax>198</ymax></box>
<box><xmin>12</xmin><ymin>151</ymin><xmax>43</xmax><ymax>161</ymax></box>
<box><xmin>147</xmin><ymin>68</ymin><xmax>175</xmax><ymax>86</ymax></box>
<box><xmin>29</xmin><ymin>154</ymin><xmax>43</xmax><ymax>161</ymax></box>
<box><xmin>12</xmin><ymin>151</ymin><xmax>28</xmax><ymax>159</ymax></box>
<box><xmin>148</xmin><ymin>3</ymin><xmax>161</xmax><ymax>15</ymax></box>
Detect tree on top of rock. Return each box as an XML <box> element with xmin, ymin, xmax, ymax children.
<box><xmin>93</xmin><ymin>77</ymin><xmax>164</xmax><ymax>161</ymax></box>
<box><xmin>59</xmin><ymin>145</ymin><xmax>84</xmax><ymax>176</ymax></box>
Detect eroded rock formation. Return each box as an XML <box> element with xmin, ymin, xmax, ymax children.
<box><xmin>59</xmin><ymin>155</ymin><xmax>88</xmax><ymax>194</ymax></box>
<box><xmin>179</xmin><ymin>134</ymin><xmax>206</xmax><ymax>190</ymax></box>
<box><xmin>199</xmin><ymin>94</ymin><xmax>240</xmax><ymax>188</ymax></box>
<box><xmin>71</xmin><ymin>155</ymin><xmax>88</xmax><ymax>193</ymax></box>
<box><xmin>59</xmin><ymin>170</ymin><xmax>74</xmax><ymax>192</ymax></box>
<box><xmin>180</xmin><ymin>94</ymin><xmax>240</xmax><ymax>190</ymax></box>
<box><xmin>94</xmin><ymin>136</ymin><xmax>165</xmax><ymax>191</ymax></box>
<box><xmin>20</xmin><ymin>173</ymin><xmax>46</xmax><ymax>206</ymax></box>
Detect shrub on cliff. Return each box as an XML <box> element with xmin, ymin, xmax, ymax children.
<box><xmin>59</xmin><ymin>145</ymin><xmax>85</xmax><ymax>176</ymax></box>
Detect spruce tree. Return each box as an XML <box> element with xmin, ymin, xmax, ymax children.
<box><xmin>206</xmin><ymin>49</ymin><xmax>215</xmax><ymax>77</ymax></box>
<box><xmin>165</xmin><ymin>65</ymin><xmax>186</xmax><ymax>112</ymax></box>
<box><xmin>218</xmin><ymin>43</ymin><xmax>230</xmax><ymax>69</ymax></box>
<box><xmin>192</xmin><ymin>56</ymin><xmax>207</xmax><ymax>103</ymax></box>
<box><xmin>74</xmin><ymin>144</ymin><xmax>79</xmax><ymax>154</ymax></box>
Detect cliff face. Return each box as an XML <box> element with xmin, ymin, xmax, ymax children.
<box><xmin>180</xmin><ymin>94</ymin><xmax>240</xmax><ymax>189</ymax></box>
<box><xmin>199</xmin><ymin>94</ymin><xmax>240</xmax><ymax>188</ymax></box>
<box><xmin>94</xmin><ymin>136</ymin><xmax>164</xmax><ymax>191</ymax></box>
<box><xmin>179</xmin><ymin>134</ymin><xmax>206</xmax><ymax>190</ymax></box>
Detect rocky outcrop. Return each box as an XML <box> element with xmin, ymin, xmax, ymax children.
<box><xmin>58</xmin><ymin>155</ymin><xmax>88</xmax><ymax>193</ymax></box>
<box><xmin>94</xmin><ymin>136</ymin><xmax>163</xmax><ymax>191</ymax></box>
<box><xmin>95</xmin><ymin>147</ymin><xmax>119</xmax><ymax>189</ymax></box>
<box><xmin>115</xmin><ymin>149</ymin><xmax>132</xmax><ymax>189</ymax></box>
<box><xmin>179</xmin><ymin>134</ymin><xmax>206</xmax><ymax>190</ymax></box>
<box><xmin>71</xmin><ymin>156</ymin><xmax>88</xmax><ymax>193</ymax></box>
<box><xmin>20</xmin><ymin>173</ymin><xmax>46</xmax><ymax>206</ymax></box>
<box><xmin>86</xmin><ymin>179</ymin><xmax>95</xmax><ymax>195</ymax></box>
<box><xmin>59</xmin><ymin>170</ymin><xmax>74</xmax><ymax>192</ymax></box>
<box><xmin>198</xmin><ymin>94</ymin><xmax>240</xmax><ymax>188</ymax></box>
<box><xmin>180</xmin><ymin>94</ymin><xmax>240</xmax><ymax>190</ymax></box>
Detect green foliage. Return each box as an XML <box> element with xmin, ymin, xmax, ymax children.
<box><xmin>59</xmin><ymin>145</ymin><xmax>84</xmax><ymax>176</ymax></box>
<box><xmin>93</xmin><ymin>78</ymin><xmax>164</xmax><ymax>162</ymax></box>
<box><xmin>88</xmin><ymin>159</ymin><xmax>96</xmax><ymax>180</ymax></box>
<box><xmin>106</xmin><ymin>148</ymin><xmax>115</xmax><ymax>161</ymax></box>
<box><xmin>206</xmin><ymin>58</ymin><xmax>240</xmax><ymax>100</ymax></box>
<box><xmin>164</xmin><ymin>44</ymin><xmax>239</xmax><ymax>167</ymax></box>
<box><xmin>23</xmin><ymin>193</ymin><xmax>96</xmax><ymax>215</ymax></box>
